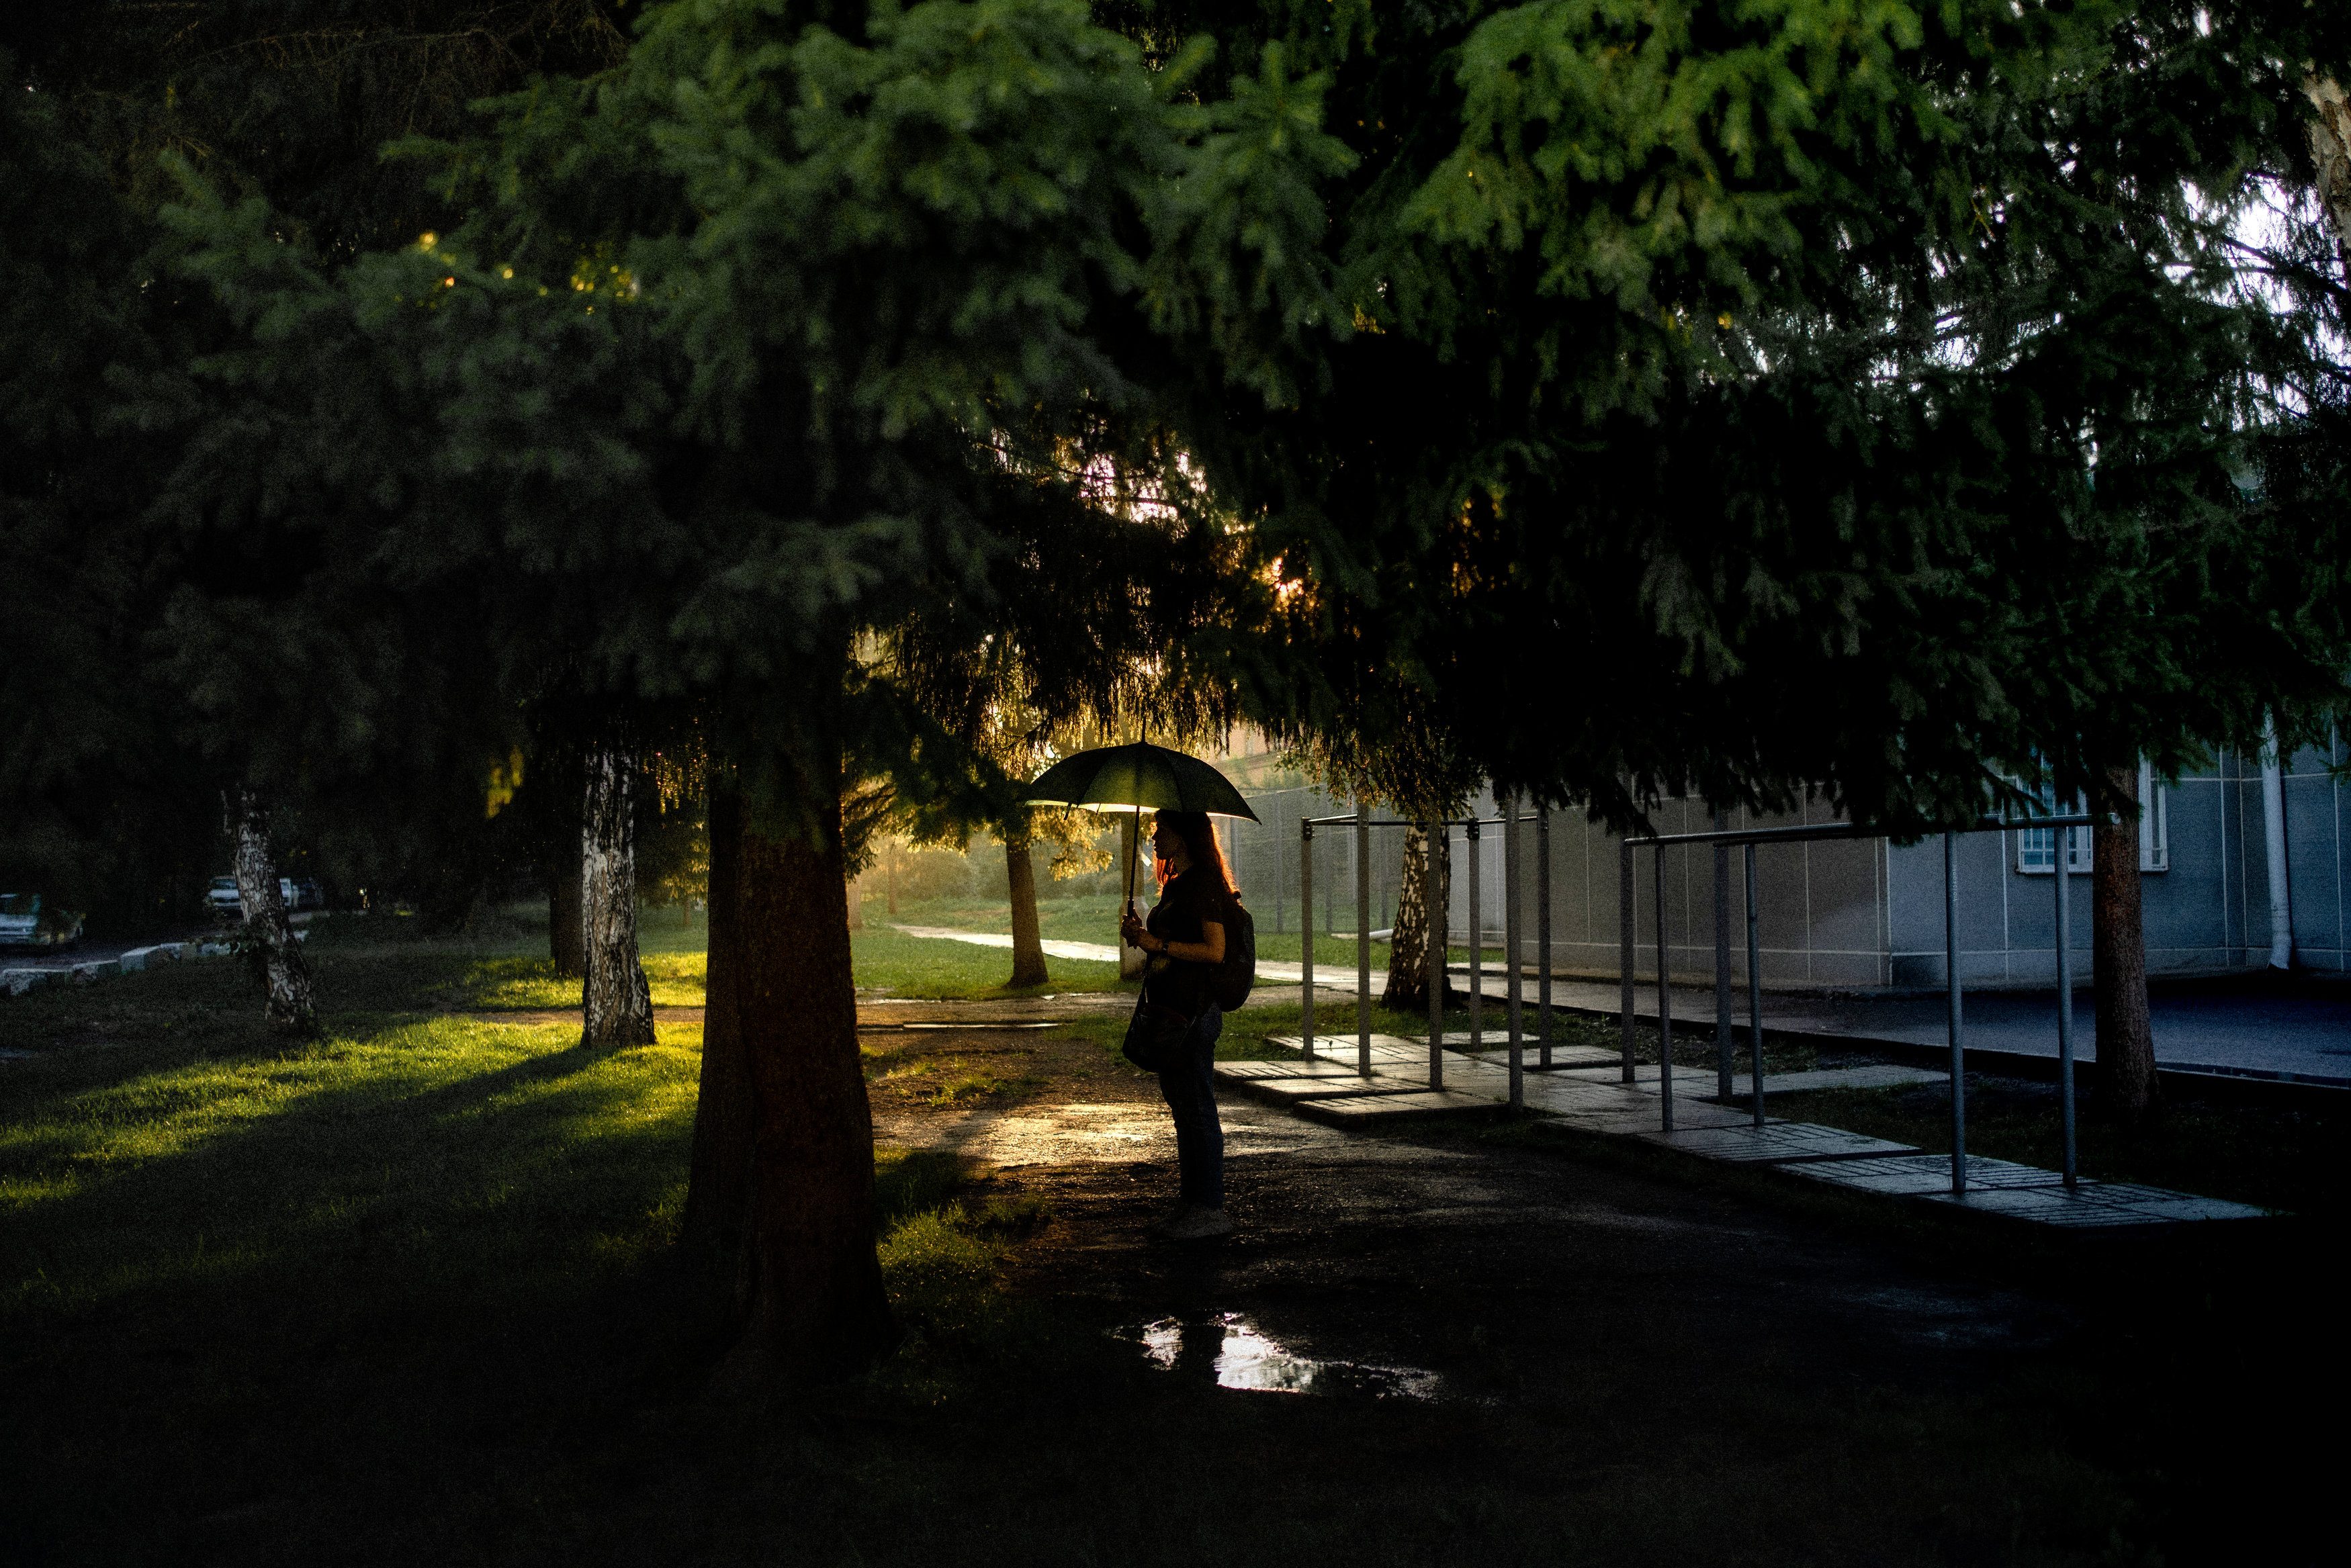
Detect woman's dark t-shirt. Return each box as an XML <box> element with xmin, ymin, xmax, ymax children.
<box><xmin>1145</xmin><ymin>868</ymin><xmax>1228</xmax><ymax>1017</ymax></box>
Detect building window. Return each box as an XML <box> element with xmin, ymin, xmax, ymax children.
<box><xmin>2014</xmin><ymin>819</ymin><xmax>2090</xmax><ymax>874</ymax></box>
<box><xmin>2012</xmin><ymin>765</ymin><xmax>2167</xmax><ymax>874</ymax></box>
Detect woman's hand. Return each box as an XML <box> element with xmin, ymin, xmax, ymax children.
<box><xmin>1119</xmin><ymin>911</ymin><xmax>1152</xmax><ymax>951</ymax></box>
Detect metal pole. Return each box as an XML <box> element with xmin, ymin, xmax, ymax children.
<box><xmin>1467</xmin><ymin>817</ymin><xmax>1483</xmax><ymax>1053</ymax></box>
<box><xmin>2054</xmin><ymin>835</ymin><xmax>2076</xmax><ymax>1187</ymax></box>
<box><xmin>1300</xmin><ymin>821</ymin><xmax>1314</xmax><ymax>1062</ymax></box>
<box><xmin>1273</xmin><ymin>794</ymin><xmax>1285</xmax><ymax>935</ymax></box>
<box><xmin>1356</xmin><ymin>801</ymin><xmax>1372</xmax><ymax>1077</ymax></box>
<box><xmin>1945</xmin><ymin>830</ymin><xmax>1967</xmax><ymax>1195</ymax></box>
<box><xmin>1427</xmin><ymin>821</ymin><xmax>1444</xmax><ymax>1090</ymax></box>
<box><xmin>1714</xmin><ymin>808</ymin><xmax>1733</xmax><ymax>1101</ymax></box>
<box><xmin>1537</xmin><ymin>808</ymin><xmax>1553</xmax><ymax>1067</ymax></box>
<box><xmin>1744</xmin><ymin>842</ymin><xmax>1764</xmax><ymax>1129</ymax></box>
<box><xmin>1654</xmin><ymin>841</ymin><xmax>1674</xmax><ymax>1134</ymax></box>
<box><xmin>1504</xmin><ymin>793</ymin><xmax>1524</xmax><ymax>1109</ymax></box>
<box><xmin>1619</xmin><ymin>835</ymin><xmax>1635</xmax><ymax>1083</ymax></box>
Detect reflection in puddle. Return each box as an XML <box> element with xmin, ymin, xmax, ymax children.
<box><xmin>1121</xmin><ymin>1314</ymin><xmax>1444</xmax><ymax>1399</ymax></box>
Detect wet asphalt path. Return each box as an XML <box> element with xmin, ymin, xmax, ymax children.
<box><xmin>991</xmin><ymin>1107</ymin><xmax>2077</xmax><ymax>1409</ymax></box>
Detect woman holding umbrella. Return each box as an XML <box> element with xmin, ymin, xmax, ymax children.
<box><xmin>1022</xmin><ymin>742</ymin><xmax>1257</xmax><ymax>1241</ymax></box>
<box><xmin>1120</xmin><ymin>811</ymin><xmax>1238</xmax><ymax>1240</ymax></box>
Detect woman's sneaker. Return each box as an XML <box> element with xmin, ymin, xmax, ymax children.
<box><xmin>1161</xmin><ymin>1205</ymin><xmax>1235</xmax><ymax>1240</ymax></box>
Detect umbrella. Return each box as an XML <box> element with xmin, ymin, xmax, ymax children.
<box><xmin>1019</xmin><ymin>742</ymin><xmax>1260</xmax><ymax>822</ymax></box>
<box><xmin>1019</xmin><ymin>742</ymin><xmax>1259</xmax><ymax>919</ymax></box>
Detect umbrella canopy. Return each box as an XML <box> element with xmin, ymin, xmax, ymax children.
<box><xmin>1019</xmin><ymin>743</ymin><xmax>1260</xmax><ymax>823</ymax></box>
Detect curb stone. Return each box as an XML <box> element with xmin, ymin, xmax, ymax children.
<box><xmin>0</xmin><ymin>931</ymin><xmax>289</xmax><ymax>1004</ymax></box>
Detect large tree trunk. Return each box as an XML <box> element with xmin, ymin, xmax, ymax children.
<box><xmin>1005</xmin><ymin>831</ymin><xmax>1049</xmax><ymax>988</ymax></box>
<box><xmin>547</xmin><ymin>858</ymin><xmax>585</xmax><ymax>979</ymax></box>
<box><xmin>684</xmin><ymin>782</ymin><xmax>755</xmax><ymax>1308</ymax></box>
<box><xmin>715</xmin><ymin>769</ymin><xmax>895</xmax><ymax>1392</ymax></box>
<box><xmin>2307</xmin><ymin>73</ymin><xmax>2351</xmax><ymax>277</ymax></box>
<box><xmin>582</xmin><ymin>737</ymin><xmax>654</xmax><ymax>1048</ymax></box>
<box><xmin>224</xmin><ymin>786</ymin><xmax>316</xmax><ymax>1035</ymax></box>
<box><xmin>1382</xmin><ymin>824</ymin><xmax>1435</xmax><ymax>1011</ymax></box>
<box><xmin>2092</xmin><ymin>764</ymin><xmax>2159</xmax><ymax>1124</ymax></box>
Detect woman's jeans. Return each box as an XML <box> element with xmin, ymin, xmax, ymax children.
<box><xmin>1156</xmin><ymin>1002</ymin><xmax>1225</xmax><ymax>1209</ymax></box>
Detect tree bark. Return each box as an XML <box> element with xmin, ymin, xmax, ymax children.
<box><xmin>1382</xmin><ymin>824</ymin><xmax>1434</xmax><ymax>1011</ymax></box>
<box><xmin>2306</xmin><ymin>73</ymin><xmax>2351</xmax><ymax>277</ymax></box>
<box><xmin>1005</xmin><ymin>831</ymin><xmax>1049</xmax><ymax>988</ymax></box>
<box><xmin>224</xmin><ymin>786</ymin><xmax>316</xmax><ymax>1035</ymax></box>
<box><xmin>2092</xmin><ymin>764</ymin><xmax>2159</xmax><ymax>1123</ymax></box>
<box><xmin>582</xmin><ymin>737</ymin><xmax>654</xmax><ymax>1048</ymax></box>
<box><xmin>683</xmin><ymin>782</ymin><xmax>755</xmax><ymax>1305</ymax></box>
<box><xmin>547</xmin><ymin>858</ymin><xmax>585</xmax><ymax>979</ymax></box>
<box><xmin>715</xmin><ymin>771</ymin><xmax>896</xmax><ymax>1392</ymax></box>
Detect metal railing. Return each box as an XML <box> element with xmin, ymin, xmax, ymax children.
<box><xmin>1299</xmin><ymin>799</ymin><xmax>1557</xmax><ymax>1108</ymax></box>
<box><xmin>1622</xmin><ymin>813</ymin><xmax>2106</xmax><ymax>1194</ymax></box>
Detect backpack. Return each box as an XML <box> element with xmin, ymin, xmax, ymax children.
<box><xmin>1210</xmin><ymin>896</ymin><xmax>1256</xmax><ymax>1011</ymax></box>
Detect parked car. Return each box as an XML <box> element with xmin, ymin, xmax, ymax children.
<box><xmin>0</xmin><ymin>893</ymin><xmax>83</xmax><ymax>948</ymax></box>
<box><xmin>208</xmin><ymin>876</ymin><xmax>326</xmax><ymax>917</ymax></box>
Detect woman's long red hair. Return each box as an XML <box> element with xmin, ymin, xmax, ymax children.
<box><xmin>1153</xmin><ymin>811</ymin><xmax>1239</xmax><ymax>903</ymax></box>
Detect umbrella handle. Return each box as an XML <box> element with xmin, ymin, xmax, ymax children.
<box><xmin>1122</xmin><ymin>813</ymin><xmax>1138</xmax><ymax>923</ymax></box>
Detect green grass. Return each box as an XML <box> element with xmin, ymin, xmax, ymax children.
<box><xmin>874</xmin><ymin>892</ymin><xmax>1510</xmax><ymax>971</ymax></box>
<box><xmin>307</xmin><ymin>903</ymin><xmax>1126</xmax><ymax>1007</ymax></box>
<box><xmin>848</xmin><ymin>924</ymin><xmax>1124</xmax><ymax>999</ymax></box>
<box><xmin>0</xmin><ymin>945</ymin><xmax>1075</xmax><ymax>1565</ymax></box>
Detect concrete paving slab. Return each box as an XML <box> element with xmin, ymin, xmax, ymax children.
<box><xmin>1294</xmin><ymin>1090</ymin><xmax>1516</xmax><ymax>1127</ymax></box>
<box><xmin>1272</xmin><ymin>1032</ymin><xmax>1429</xmax><ymax>1052</ymax></box>
<box><xmin>1560</xmin><ymin>1104</ymin><xmax>1761</xmax><ymax>1134</ymax></box>
<box><xmin>1268</xmin><ymin>1037</ymin><xmax>1428</xmax><ymax>1066</ymax></box>
<box><xmin>1739</xmin><ymin>1066</ymin><xmax>1949</xmax><ymax>1095</ymax></box>
<box><xmin>1229</xmin><ymin>1076</ymin><xmax>1436</xmax><ymax>1106</ymax></box>
<box><xmin>1550</xmin><ymin>1064</ymin><xmax>1724</xmax><ymax>1094</ymax></box>
<box><xmin>1633</xmin><ymin>1123</ymin><xmax>1912</xmax><ymax>1163</ymax></box>
<box><xmin>1781</xmin><ymin>1154</ymin><xmax>2062</xmax><ymax>1196</ymax></box>
<box><xmin>1461</xmin><ymin>1045</ymin><xmax>1625</xmax><ymax>1069</ymax></box>
<box><xmin>1214</xmin><ymin>1060</ymin><xmax>1371</xmax><ymax>1082</ymax></box>
<box><xmin>1518</xmin><ymin>1081</ymin><xmax>1658</xmax><ymax>1116</ymax></box>
<box><xmin>2079</xmin><ymin>1186</ymin><xmax>2272</xmax><ymax>1222</ymax></box>
<box><xmin>1916</xmin><ymin>1182</ymin><xmax>2270</xmax><ymax>1228</ymax></box>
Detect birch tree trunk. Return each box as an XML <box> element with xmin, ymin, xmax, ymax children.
<box><xmin>1005</xmin><ymin>831</ymin><xmax>1049</xmax><ymax>988</ymax></box>
<box><xmin>1382</xmin><ymin>824</ymin><xmax>1434</xmax><ymax>1011</ymax></box>
<box><xmin>715</xmin><ymin>762</ymin><xmax>896</xmax><ymax>1391</ymax></box>
<box><xmin>2092</xmin><ymin>765</ymin><xmax>2159</xmax><ymax>1123</ymax></box>
<box><xmin>2307</xmin><ymin>73</ymin><xmax>2351</xmax><ymax>276</ymax></box>
<box><xmin>582</xmin><ymin>738</ymin><xmax>654</xmax><ymax>1048</ymax></box>
<box><xmin>224</xmin><ymin>786</ymin><xmax>316</xmax><ymax>1035</ymax></box>
<box><xmin>684</xmin><ymin>782</ymin><xmax>755</xmax><ymax>1307</ymax></box>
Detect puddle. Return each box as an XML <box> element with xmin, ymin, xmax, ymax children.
<box><xmin>1119</xmin><ymin>1313</ymin><xmax>1444</xmax><ymax>1399</ymax></box>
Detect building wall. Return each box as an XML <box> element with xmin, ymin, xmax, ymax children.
<box><xmin>1536</xmin><ymin>795</ymin><xmax>1893</xmax><ymax>988</ymax></box>
<box><xmin>1231</xmin><ymin>729</ymin><xmax>2349</xmax><ymax>989</ymax></box>
<box><xmin>1519</xmin><ymin>728</ymin><xmax>2350</xmax><ymax>990</ymax></box>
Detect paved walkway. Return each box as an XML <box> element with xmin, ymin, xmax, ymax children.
<box><xmin>889</xmin><ymin>925</ymin><xmax>2351</xmax><ymax>1084</ymax></box>
<box><xmin>1528</xmin><ymin>974</ymin><xmax>2351</xmax><ymax>1085</ymax></box>
<box><xmin>1222</xmin><ymin>1034</ymin><xmax>2270</xmax><ymax>1234</ymax></box>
